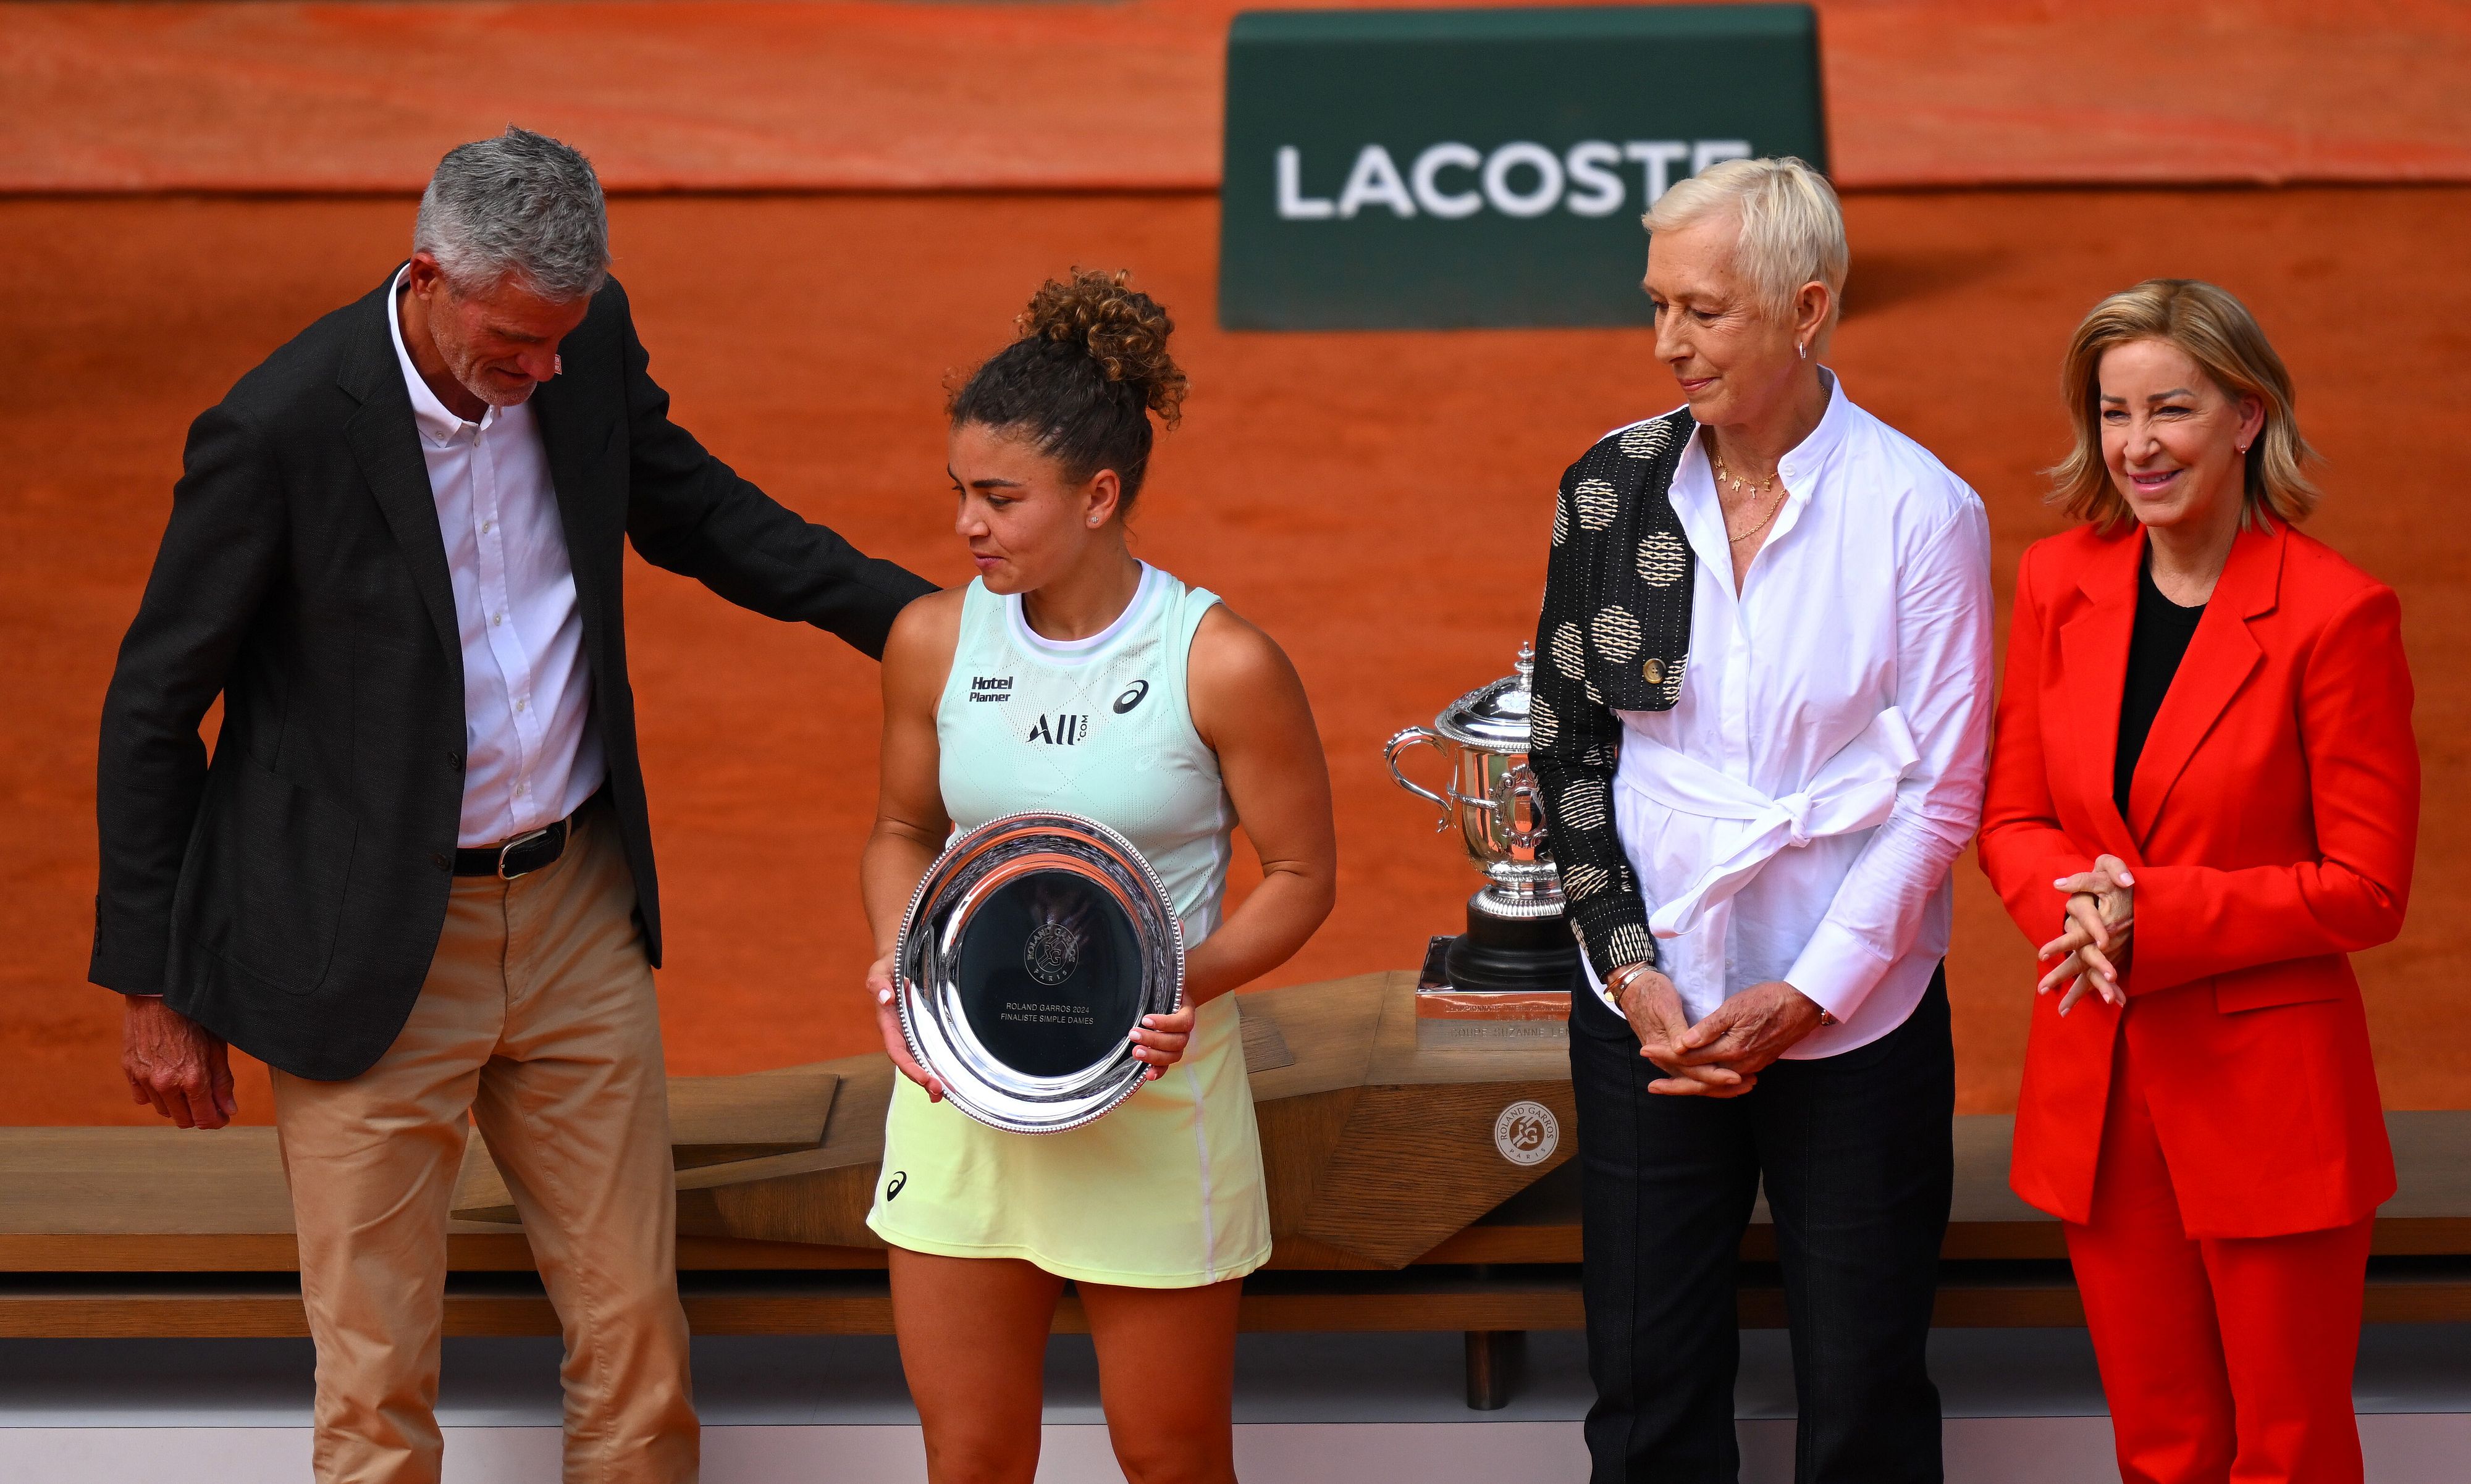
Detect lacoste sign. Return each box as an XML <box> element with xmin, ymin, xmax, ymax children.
<box><xmin>1273</xmin><ymin>139</ymin><xmax>1755</xmax><ymax>224</ymax></box>
<box><xmin>1219</xmin><ymin>6</ymin><xmax>1827</xmax><ymax>330</ymax></box>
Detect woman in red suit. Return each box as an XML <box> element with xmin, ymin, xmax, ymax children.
<box><xmin>1980</xmin><ymin>279</ymin><xmax>2417</xmax><ymax>1484</ymax></box>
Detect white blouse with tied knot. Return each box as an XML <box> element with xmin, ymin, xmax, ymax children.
<box><xmin>1580</xmin><ymin>372</ymin><xmax>1994</xmax><ymax>1059</ymax></box>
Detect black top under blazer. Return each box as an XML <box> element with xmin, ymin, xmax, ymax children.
<box><xmin>93</xmin><ymin>267</ymin><xmax>935</xmax><ymax>1080</ymax></box>
<box><xmin>1528</xmin><ymin>408</ymin><xmax>1700</xmax><ymax>985</ymax></box>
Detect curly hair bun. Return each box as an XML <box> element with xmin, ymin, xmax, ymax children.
<box><xmin>1017</xmin><ymin>268</ymin><xmax>1187</xmax><ymax>430</ymax></box>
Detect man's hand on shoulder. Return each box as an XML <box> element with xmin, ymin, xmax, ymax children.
<box><xmin>122</xmin><ymin>997</ymin><xmax>235</xmax><ymax>1130</ymax></box>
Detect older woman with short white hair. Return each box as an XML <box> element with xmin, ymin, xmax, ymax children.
<box><xmin>1530</xmin><ymin>156</ymin><xmax>1993</xmax><ymax>1482</ymax></box>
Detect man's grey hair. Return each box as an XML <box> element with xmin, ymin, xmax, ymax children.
<box><xmin>414</xmin><ymin>127</ymin><xmax>610</xmax><ymax>301</ymax></box>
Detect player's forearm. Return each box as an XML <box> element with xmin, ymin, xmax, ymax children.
<box><xmin>1181</xmin><ymin>861</ymin><xmax>1335</xmax><ymax>1006</ymax></box>
<box><xmin>861</xmin><ymin>820</ymin><xmax>944</xmax><ymax>960</ymax></box>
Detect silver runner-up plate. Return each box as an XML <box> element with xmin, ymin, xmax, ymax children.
<box><xmin>895</xmin><ymin>811</ymin><xmax>1186</xmax><ymax>1134</ymax></box>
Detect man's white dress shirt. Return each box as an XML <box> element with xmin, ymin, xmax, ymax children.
<box><xmin>389</xmin><ymin>268</ymin><xmax>604</xmax><ymax>847</ymax></box>
<box><xmin>1583</xmin><ymin>372</ymin><xmax>1993</xmax><ymax>1058</ymax></box>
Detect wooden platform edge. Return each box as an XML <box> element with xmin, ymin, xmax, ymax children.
<box><xmin>9</xmin><ymin>1214</ymin><xmax>2470</xmax><ymax>1275</ymax></box>
<box><xmin>9</xmin><ymin>1259</ymin><xmax>2471</xmax><ymax>1339</ymax></box>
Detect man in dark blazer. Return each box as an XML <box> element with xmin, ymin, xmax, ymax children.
<box><xmin>93</xmin><ymin>128</ymin><xmax>932</xmax><ymax>1483</ymax></box>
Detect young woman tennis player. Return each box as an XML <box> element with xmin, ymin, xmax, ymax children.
<box><xmin>860</xmin><ymin>269</ymin><xmax>1337</xmax><ymax>1483</ymax></box>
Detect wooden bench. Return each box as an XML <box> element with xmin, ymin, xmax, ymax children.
<box><xmin>4</xmin><ymin>971</ymin><xmax>2466</xmax><ymax>1407</ymax></box>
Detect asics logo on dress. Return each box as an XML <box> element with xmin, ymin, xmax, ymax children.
<box><xmin>1027</xmin><ymin>714</ymin><xmax>1090</xmax><ymax>745</ymax></box>
<box><xmin>968</xmin><ymin>676</ymin><xmax>1013</xmax><ymax>703</ymax></box>
<box><xmin>1113</xmin><ymin>679</ymin><xmax>1151</xmax><ymax>714</ymax></box>
<box><xmin>885</xmin><ymin>1171</ymin><xmax>907</xmax><ymax>1201</ymax></box>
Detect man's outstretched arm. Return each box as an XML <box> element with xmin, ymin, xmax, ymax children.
<box><xmin>610</xmin><ymin>282</ymin><xmax>935</xmax><ymax>653</ymax></box>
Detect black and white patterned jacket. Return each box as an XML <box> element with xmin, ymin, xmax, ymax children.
<box><xmin>1528</xmin><ymin>408</ymin><xmax>1699</xmax><ymax>983</ymax></box>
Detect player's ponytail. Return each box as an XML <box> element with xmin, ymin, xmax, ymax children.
<box><xmin>949</xmin><ymin>269</ymin><xmax>1186</xmax><ymax>508</ymax></box>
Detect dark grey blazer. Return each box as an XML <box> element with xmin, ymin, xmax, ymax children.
<box><xmin>93</xmin><ymin>267</ymin><xmax>935</xmax><ymax>1079</ymax></box>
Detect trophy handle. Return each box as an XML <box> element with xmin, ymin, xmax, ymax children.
<box><xmin>1383</xmin><ymin>727</ymin><xmax>1454</xmax><ymax>832</ymax></box>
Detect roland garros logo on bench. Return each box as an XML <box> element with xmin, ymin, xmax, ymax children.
<box><xmin>1272</xmin><ymin>139</ymin><xmax>1752</xmax><ymax>222</ymax></box>
<box><xmin>1492</xmin><ymin>1100</ymin><xmax>1560</xmax><ymax>1167</ymax></box>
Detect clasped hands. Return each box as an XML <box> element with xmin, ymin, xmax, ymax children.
<box><xmin>2037</xmin><ymin>853</ymin><xmax>2135</xmax><ymax>1015</ymax></box>
<box><xmin>1612</xmin><ymin>967</ymin><xmax>1827</xmax><ymax>1097</ymax></box>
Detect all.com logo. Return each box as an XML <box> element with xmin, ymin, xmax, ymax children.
<box><xmin>1273</xmin><ymin>139</ymin><xmax>1752</xmax><ymax>222</ymax></box>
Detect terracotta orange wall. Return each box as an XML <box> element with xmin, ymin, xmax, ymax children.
<box><xmin>4</xmin><ymin>1</ymin><xmax>2468</xmax><ymax>192</ymax></box>
<box><xmin>2</xmin><ymin>185</ymin><xmax>2465</xmax><ymax>1126</ymax></box>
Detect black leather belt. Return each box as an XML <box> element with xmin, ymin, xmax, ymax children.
<box><xmin>453</xmin><ymin>805</ymin><xmax>582</xmax><ymax>879</ymax></box>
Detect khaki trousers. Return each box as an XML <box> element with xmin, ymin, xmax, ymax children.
<box><xmin>271</xmin><ymin>799</ymin><xmax>698</xmax><ymax>1484</ymax></box>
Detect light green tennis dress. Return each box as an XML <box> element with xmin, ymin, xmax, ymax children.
<box><xmin>867</xmin><ymin>563</ymin><xmax>1273</xmax><ymax>1288</ymax></box>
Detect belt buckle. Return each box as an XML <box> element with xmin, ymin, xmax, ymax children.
<box><xmin>496</xmin><ymin>825</ymin><xmax>554</xmax><ymax>880</ymax></box>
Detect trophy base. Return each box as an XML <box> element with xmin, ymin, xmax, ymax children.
<box><xmin>1442</xmin><ymin>896</ymin><xmax>1579</xmax><ymax>992</ymax></box>
<box><xmin>1415</xmin><ymin>932</ymin><xmax>1570</xmax><ymax>1047</ymax></box>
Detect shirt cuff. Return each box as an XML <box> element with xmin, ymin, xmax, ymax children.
<box><xmin>1783</xmin><ymin>917</ymin><xmax>1894</xmax><ymax>1023</ymax></box>
<box><xmin>1577</xmin><ymin>953</ymin><xmax>1624</xmax><ymax>1019</ymax></box>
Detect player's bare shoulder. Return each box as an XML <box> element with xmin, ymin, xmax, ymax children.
<box><xmin>886</xmin><ymin>586</ymin><xmax>965</xmax><ymax>655</ymax></box>
<box><xmin>883</xmin><ymin>586</ymin><xmax>967</xmax><ymax>706</ymax></box>
<box><xmin>1187</xmin><ymin>600</ymin><xmax>1311</xmax><ymax>748</ymax></box>
<box><xmin>1190</xmin><ymin>600</ymin><xmax>1299</xmax><ymax>689</ymax></box>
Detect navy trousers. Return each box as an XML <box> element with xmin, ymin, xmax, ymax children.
<box><xmin>1568</xmin><ymin>968</ymin><xmax>1955</xmax><ymax>1483</ymax></box>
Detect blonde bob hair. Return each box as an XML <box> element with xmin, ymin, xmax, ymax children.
<box><xmin>2051</xmin><ymin>279</ymin><xmax>2320</xmax><ymax>531</ymax></box>
<box><xmin>1642</xmin><ymin>155</ymin><xmax>1846</xmax><ymax>331</ymax></box>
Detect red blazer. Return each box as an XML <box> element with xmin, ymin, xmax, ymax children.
<box><xmin>1980</xmin><ymin>521</ymin><xmax>2415</xmax><ymax>1238</ymax></box>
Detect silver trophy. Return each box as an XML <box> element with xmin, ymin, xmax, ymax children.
<box><xmin>1386</xmin><ymin>642</ymin><xmax>1580</xmax><ymax>992</ymax></box>
<box><xmin>895</xmin><ymin>811</ymin><xmax>1185</xmax><ymax>1134</ymax></box>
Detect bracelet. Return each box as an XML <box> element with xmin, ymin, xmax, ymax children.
<box><xmin>1603</xmin><ymin>962</ymin><xmax>1656</xmax><ymax>1005</ymax></box>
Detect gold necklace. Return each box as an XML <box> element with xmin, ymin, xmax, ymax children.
<box><xmin>1712</xmin><ymin>451</ymin><xmax>1787</xmax><ymax>546</ymax></box>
